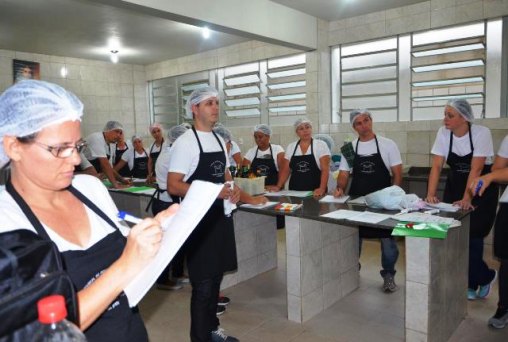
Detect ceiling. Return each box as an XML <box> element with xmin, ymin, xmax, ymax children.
<box><xmin>270</xmin><ymin>0</ymin><xmax>428</xmax><ymax>22</ymax></box>
<box><xmin>0</xmin><ymin>0</ymin><xmax>428</xmax><ymax>66</ymax></box>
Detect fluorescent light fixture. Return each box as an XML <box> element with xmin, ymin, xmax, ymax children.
<box><xmin>224</xmin><ymin>74</ymin><xmax>259</xmax><ymax>86</ymax></box>
<box><xmin>60</xmin><ymin>66</ymin><xmax>68</xmax><ymax>78</ymax></box>
<box><xmin>267</xmin><ymin>81</ymin><xmax>306</xmax><ymax>89</ymax></box>
<box><xmin>268</xmin><ymin>93</ymin><xmax>306</xmax><ymax>102</ymax></box>
<box><xmin>224</xmin><ymin>86</ymin><xmax>260</xmax><ymax>96</ymax></box>
<box><xmin>412</xmin><ymin>60</ymin><xmax>483</xmax><ymax>72</ymax></box>
<box><xmin>412</xmin><ymin>93</ymin><xmax>483</xmax><ymax>102</ymax></box>
<box><xmin>413</xmin><ymin>77</ymin><xmax>484</xmax><ymax>87</ymax></box>
<box><xmin>269</xmin><ymin>106</ymin><xmax>306</xmax><ymax>113</ymax></box>
<box><xmin>225</xmin><ymin>108</ymin><xmax>260</xmax><ymax>117</ymax></box>
<box><xmin>267</xmin><ymin>68</ymin><xmax>305</xmax><ymax>79</ymax></box>
<box><xmin>412</xmin><ymin>43</ymin><xmax>484</xmax><ymax>57</ymax></box>
<box><xmin>202</xmin><ymin>27</ymin><xmax>210</xmax><ymax>39</ymax></box>
<box><xmin>181</xmin><ymin>82</ymin><xmax>209</xmax><ymax>92</ymax></box>
<box><xmin>225</xmin><ymin>97</ymin><xmax>260</xmax><ymax>107</ymax></box>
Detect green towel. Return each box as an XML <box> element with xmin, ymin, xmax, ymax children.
<box><xmin>340</xmin><ymin>142</ymin><xmax>355</xmax><ymax>168</ymax></box>
<box><xmin>391</xmin><ymin>221</ymin><xmax>450</xmax><ymax>239</ymax></box>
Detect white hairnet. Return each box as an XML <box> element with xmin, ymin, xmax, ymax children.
<box><xmin>314</xmin><ymin>134</ymin><xmax>335</xmax><ymax>151</ymax></box>
<box><xmin>131</xmin><ymin>135</ymin><xmax>142</xmax><ymax>143</ymax></box>
<box><xmin>213</xmin><ymin>124</ymin><xmax>233</xmax><ymax>142</ymax></box>
<box><xmin>350</xmin><ymin>109</ymin><xmax>372</xmax><ymax>125</ymax></box>
<box><xmin>149</xmin><ymin>122</ymin><xmax>163</xmax><ymax>134</ymax></box>
<box><xmin>185</xmin><ymin>86</ymin><xmax>219</xmax><ymax>119</ymax></box>
<box><xmin>103</xmin><ymin>120</ymin><xmax>123</xmax><ymax>132</ymax></box>
<box><xmin>253</xmin><ymin>124</ymin><xmax>272</xmax><ymax>136</ymax></box>
<box><xmin>446</xmin><ymin>98</ymin><xmax>474</xmax><ymax>122</ymax></box>
<box><xmin>0</xmin><ymin>80</ymin><xmax>83</xmax><ymax>168</ymax></box>
<box><xmin>167</xmin><ymin>124</ymin><xmax>189</xmax><ymax>144</ymax></box>
<box><xmin>294</xmin><ymin>118</ymin><xmax>312</xmax><ymax>129</ymax></box>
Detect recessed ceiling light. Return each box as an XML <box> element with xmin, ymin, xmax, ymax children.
<box><xmin>202</xmin><ymin>27</ymin><xmax>210</xmax><ymax>39</ymax></box>
<box><xmin>110</xmin><ymin>50</ymin><xmax>119</xmax><ymax>64</ymax></box>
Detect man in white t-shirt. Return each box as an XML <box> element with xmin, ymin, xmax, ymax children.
<box><xmin>334</xmin><ymin>109</ymin><xmax>402</xmax><ymax>293</ymax></box>
<box><xmin>83</xmin><ymin>121</ymin><xmax>128</xmax><ymax>189</ymax></box>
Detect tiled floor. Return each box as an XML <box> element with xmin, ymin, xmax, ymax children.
<box><xmin>140</xmin><ymin>230</ymin><xmax>508</xmax><ymax>341</ymax></box>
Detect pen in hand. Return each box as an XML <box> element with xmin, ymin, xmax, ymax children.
<box><xmin>474</xmin><ymin>179</ymin><xmax>483</xmax><ymax>196</ymax></box>
<box><xmin>118</xmin><ymin>211</ymin><xmax>143</xmax><ymax>225</ymax></box>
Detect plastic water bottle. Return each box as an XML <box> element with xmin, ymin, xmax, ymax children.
<box><xmin>33</xmin><ymin>295</ymin><xmax>87</xmax><ymax>341</ymax></box>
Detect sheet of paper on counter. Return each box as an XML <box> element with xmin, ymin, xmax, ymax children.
<box><xmin>240</xmin><ymin>201</ymin><xmax>279</xmax><ymax>209</ymax></box>
<box><xmin>391</xmin><ymin>212</ymin><xmax>460</xmax><ymax>227</ymax></box>
<box><xmin>319</xmin><ymin>195</ymin><xmax>350</xmax><ymax>204</ymax></box>
<box><xmin>425</xmin><ymin>202</ymin><xmax>459</xmax><ymax>212</ymax></box>
<box><xmin>124</xmin><ymin>180</ymin><xmax>222</xmax><ymax>307</ymax></box>
<box><xmin>321</xmin><ymin>209</ymin><xmax>391</xmax><ymax>224</ymax></box>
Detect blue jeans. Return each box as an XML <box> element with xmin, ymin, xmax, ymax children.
<box><xmin>360</xmin><ymin>237</ymin><xmax>399</xmax><ymax>277</ymax></box>
<box><xmin>468</xmin><ymin>237</ymin><xmax>496</xmax><ymax>289</ymax></box>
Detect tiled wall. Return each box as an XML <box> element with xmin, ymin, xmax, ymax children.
<box><xmin>0</xmin><ymin>49</ymin><xmax>149</xmax><ymax>140</ymax></box>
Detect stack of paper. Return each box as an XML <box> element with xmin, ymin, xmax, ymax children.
<box><xmin>319</xmin><ymin>195</ymin><xmax>350</xmax><ymax>203</ymax></box>
<box><xmin>425</xmin><ymin>202</ymin><xmax>459</xmax><ymax>212</ymax></box>
<box><xmin>321</xmin><ymin>209</ymin><xmax>392</xmax><ymax>224</ymax></box>
<box><xmin>240</xmin><ymin>201</ymin><xmax>279</xmax><ymax>209</ymax></box>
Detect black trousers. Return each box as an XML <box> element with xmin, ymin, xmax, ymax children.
<box><xmin>499</xmin><ymin>259</ymin><xmax>508</xmax><ymax>309</ymax></box>
<box><xmin>468</xmin><ymin>237</ymin><xmax>495</xmax><ymax>289</ymax></box>
<box><xmin>190</xmin><ymin>274</ymin><xmax>222</xmax><ymax>341</ymax></box>
<box><xmin>152</xmin><ymin>199</ymin><xmax>185</xmax><ymax>282</ymax></box>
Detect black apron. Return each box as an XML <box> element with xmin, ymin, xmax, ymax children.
<box><xmin>349</xmin><ymin>136</ymin><xmax>392</xmax><ymax>239</ymax></box>
<box><xmin>131</xmin><ymin>150</ymin><xmax>149</xmax><ymax>179</ymax></box>
<box><xmin>493</xmin><ymin>203</ymin><xmax>508</xmax><ymax>259</ymax></box>
<box><xmin>443</xmin><ymin>125</ymin><xmax>498</xmax><ymax>238</ymax></box>
<box><xmin>149</xmin><ymin>139</ymin><xmax>164</xmax><ymax>177</ymax></box>
<box><xmin>288</xmin><ymin>139</ymin><xmax>321</xmax><ymax>191</ymax></box>
<box><xmin>250</xmin><ymin>145</ymin><xmax>278</xmax><ymax>186</ymax></box>
<box><xmin>5</xmin><ymin>181</ymin><xmax>148</xmax><ymax>342</ymax></box>
<box><xmin>184</xmin><ymin>127</ymin><xmax>237</xmax><ymax>281</ymax></box>
<box><xmin>115</xmin><ymin>145</ymin><xmax>131</xmax><ymax>177</ymax></box>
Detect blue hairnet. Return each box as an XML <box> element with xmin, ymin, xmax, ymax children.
<box><xmin>185</xmin><ymin>86</ymin><xmax>219</xmax><ymax>119</ymax></box>
<box><xmin>167</xmin><ymin>124</ymin><xmax>189</xmax><ymax>144</ymax></box>
<box><xmin>253</xmin><ymin>124</ymin><xmax>272</xmax><ymax>136</ymax></box>
<box><xmin>350</xmin><ymin>109</ymin><xmax>372</xmax><ymax>125</ymax></box>
<box><xmin>294</xmin><ymin>117</ymin><xmax>312</xmax><ymax>129</ymax></box>
<box><xmin>103</xmin><ymin>120</ymin><xmax>123</xmax><ymax>132</ymax></box>
<box><xmin>446</xmin><ymin>98</ymin><xmax>474</xmax><ymax>122</ymax></box>
<box><xmin>213</xmin><ymin>123</ymin><xmax>232</xmax><ymax>142</ymax></box>
<box><xmin>0</xmin><ymin>80</ymin><xmax>83</xmax><ymax>168</ymax></box>
<box><xmin>314</xmin><ymin>134</ymin><xmax>335</xmax><ymax>151</ymax></box>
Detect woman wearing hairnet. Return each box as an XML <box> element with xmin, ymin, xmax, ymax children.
<box><xmin>114</xmin><ymin>135</ymin><xmax>150</xmax><ymax>179</ymax></box>
<box><xmin>426</xmin><ymin>98</ymin><xmax>498</xmax><ymax>300</ymax></box>
<box><xmin>242</xmin><ymin>124</ymin><xmax>284</xmax><ymax>189</ymax></box>
<box><xmin>147</xmin><ymin>122</ymin><xmax>167</xmax><ymax>183</ymax></box>
<box><xmin>213</xmin><ymin>123</ymin><xmax>242</xmax><ymax>168</ymax></box>
<box><xmin>276</xmin><ymin>118</ymin><xmax>330</xmax><ymax>197</ymax></box>
<box><xmin>0</xmin><ymin>80</ymin><xmax>179</xmax><ymax>341</ymax></box>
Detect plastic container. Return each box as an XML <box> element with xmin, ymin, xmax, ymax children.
<box><xmin>33</xmin><ymin>295</ymin><xmax>87</xmax><ymax>342</ymax></box>
<box><xmin>234</xmin><ymin>176</ymin><xmax>266</xmax><ymax>195</ymax></box>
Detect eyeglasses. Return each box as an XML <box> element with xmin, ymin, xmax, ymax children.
<box><xmin>33</xmin><ymin>139</ymin><xmax>87</xmax><ymax>158</ymax></box>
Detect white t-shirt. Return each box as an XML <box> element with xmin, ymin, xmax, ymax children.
<box><xmin>497</xmin><ymin>135</ymin><xmax>508</xmax><ymax>158</ymax></box>
<box><xmin>229</xmin><ymin>141</ymin><xmax>241</xmax><ymax>167</ymax></box>
<box><xmin>285</xmin><ymin>139</ymin><xmax>331</xmax><ymax>171</ymax></box>
<box><xmin>83</xmin><ymin>132</ymin><xmax>115</xmax><ymax>165</ymax></box>
<box><xmin>244</xmin><ymin>144</ymin><xmax>285</xmax><ymax>171</ymax></box>
<box><xmin>121</xmin><ymin>148</ymin><xmax>149</xmax><ymax>170</ymax></box>
<box><xmin>79</xmin><ymin>152</ymin><xmax>92</xmax><ymax>170</ymax></box>
<box><xmin>149</xmin><ymin>140</ymin><xmax>168</xmax><ymax>156</ymax></box>
<box><xmin>339</xmin><ymin>136</ymin><xmax>402</xmax><ymax>174</ymax></box>
<box><xmin>154</xmin><ymin>145</ymin><xmax>173</xmax><ymax>203</ymax></box>
<box><xmin>431</xmin><ymin>124</ymin><xmax>494</xmax><ymax>164</ymax></box>
<box><xmin>169</xmin><ymin>129</ymin><xmax>230</xmax><ymax>182</ymax></box>
<box><xmin>0</xmin><ymin>175</ymin><xmax>128</xmax><ymax>252</ymax></box>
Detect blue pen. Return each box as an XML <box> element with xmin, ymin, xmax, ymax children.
<box><xmin>474</xmin><ymin>180</ymin><xmax>483</xmax><ymax>196</ymax></box>
<box><xmin>117</xmin><ymin>211</ymin><xmax>143</xmax><ymax>224</ymax></box>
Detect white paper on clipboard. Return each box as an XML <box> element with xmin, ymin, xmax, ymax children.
<box><xmin>124</xmin><ymin>180</ymin><xmax>222</xmax><ymax>307</ymax></box>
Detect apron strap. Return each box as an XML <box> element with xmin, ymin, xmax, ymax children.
<box><xmin>67</xmin><ymin>185</ymin><xmax>118</xmax><ymax>230</ymax></box>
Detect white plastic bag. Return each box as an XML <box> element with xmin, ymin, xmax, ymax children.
<box><xmin>365</xmin><ymin>185</ymin><xmax>425</xmax><ymax>211</ymax></box>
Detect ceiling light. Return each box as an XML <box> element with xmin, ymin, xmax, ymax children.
<box><xmin>110</xmin><ymin>50</ymin><xmax>119</xmax><ymax>64</ymax></box>
<box><xmin>202</xmin><ymin>27</ymin><xmax>210</xmax><ymax>39</ymax></box>
<box><xmin>60</xmin><ymin>66</ymin><xmax>68</xmax><ymax>78</ymax></box>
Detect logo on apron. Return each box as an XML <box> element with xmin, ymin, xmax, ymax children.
<box><xmin>455</xmin><ymin>162</ymin><xmax>471</xmax><ymax>173</ymax></box>
<box><xmin>210</xmin><ymin>160</ymin><xmax>225</xmax><ymax>177</ymax></box>
<box><xmin>359</xmin><ymin>160</ymin><xmax>376</xmax><ymax>174</ymax></box>
<box><xmin>296</xmin><ymin>161</ymin><xmax>310</xmax><ymax>173</ymax></box>
<box><xmin>256</xmin><ymin>164</ymin><xmax>270</xmax><ymax>176</ymax></box>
